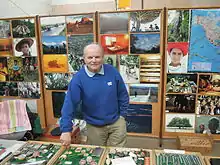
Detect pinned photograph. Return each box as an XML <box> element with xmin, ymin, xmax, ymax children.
<box><xmin>166</xmin><ymin>74</ymin><xmax>197</xmax><ymax>93</ymax></box>
<box><xmin>168</xmin><ymin>10</ymin><xmax>190</xmax><ymax>42</ymax></box>
<box><xmin>188</xmin><ymin>9</ymin><xmax>220</xmax><ymax>72</ymax></box>
<box><xmin>7</xmin><ymin>57</ymin><xmax>24</xmax><ymax>81</ymax></box>
<box><xmin>130</xmin><ymin>34</ymin><xmax>160</xmax><ymax>54</ymax></box>
<box><xmin>166</xmin><ymin>94</ymin><xmax>196</xmax><ymax>113</ymax></box>
<box><xmin>165</xmin><ymin>113</ymin><xmax>195</xmax><ymax>133</ymax></box>
<box><xmin>100</xmin><ymin>13</ymin><xmax>129</xmax><ymax>34</ymax></box>
<box><xmin>22</xmin><ymin>57</ymin><xmax>39</xmax><ymax>81</ymax></box>
<box><xmin>197</xmin><ymin>95</ymin><xmax>220</xmax><ymax>115</ymax></box>
<box><xmin>129</xmin><ymin>84</ymin><xmax>158</xmax><ymax>103</ymax></box>
<box><xmin>0</xmin><ymin>57</ymin><xmax>9</xmax><ymax>81</ymax></box>
<box><xmin>101</xmin><ymin>34</ymin><xmax>129</xmax><ymax>54</ymax></box>
<box><xmin>140</xmin><ymin>54</ymin><xmax>160</xmax><ymax>83</ymax></box>
<box><xmin>18</xmin><ymin>82</ymin><xmax>40</xmax><ymax>98</ymax></box>
<box><xmin>68</xmin><ymin>34</ymin><xmax>93</xmax><ymax>72</ymax></box>
<box><xmin>0</xmin><ymin>20</ymin><xmax>11</xmax><ymax>38</ymax></box>
<box><xmin>13</xmin><ymin>38</ymin><xmax>37</xmax><ymax>56</ymax></box>
<box><xmin>0</xmin><ymin>82</ymin><xmax>18</xmax><ymax>96</ymax></box>
<box><xmin>44</xmin><ymin>73</ymin><xmax>72</xmax><ymax>90</ymax></box>
<box><xmin>67</xmin><ymin>14</ymin><xmax>94</xmax><ymax>35</ymax></box>
<box><xmin>42</xmin><ymin>36</ymin><xmax>67</xmax><ymax>54</ymax></box>
<box><xmin>43</xmin><ymin>55</ymin><xmax>68</xmax><ymax>72</ymax></box>
<box><xmin>196</xmin><ymin>116</ymin><xmax>220</xmax><ymax>134</ymax></box>
<box><xmin>119</xmin><ymin>55</ymin><xmax>139</xmax><ymax>83</ymax></box>
<box><xmin>130</xmin><ymin>11</ymin><xmax>161</xmax><ymax>32</ymax></box>
<box><xmin>199</xmin><ymin>74</ymin><xmax>220</xmax><ymax>95</ymax></box>
<box><xmin>167</xmin><ymin>42</ymin><xmax>188</xmax><ymax>73</ymax></box>
<box><xmin>0</xmin><ymin>39</ymin><xmax>12</xmax><ymax>56</ymax></box>
<box><xmin>104</xmin><ymin>55</ymin><xmax>117</xmax><ymax>68</ymax></box>
<box><xmin>12</xmin><ymin>19</ymin><xmax>35</xmax><ymax>38</ymax></box>
<box><xmin>126</xmin><ymin>104</ymin><xmax>152</xmax><ymax>133</ymax></box>
<box><xmin>40</xmin><ymin>16</ymin><xmax>66</xmax><ymax>36</ymax></box>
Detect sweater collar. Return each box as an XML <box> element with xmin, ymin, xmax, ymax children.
<box><xmin>84</xmin><ymin>65</ymin><xmax>104</xmax><ymax>77</ymax></box>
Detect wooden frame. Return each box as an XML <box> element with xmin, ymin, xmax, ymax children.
<box><xmin>37</xmin><ymin>13</ymin><xmax>97</xmax><ymax>127</ymax></box>
<box><xmin>205</xmin><ymin>156</ymin><xmax>220</xmax><ymax>165</ymax></box>
<box><xmin>98</xmin><ymin>9</ymin><xmax>165</xmax><ymax>138</ymax></box>
<box><xmin>0</xmin><ymin>16</ymin><xmax>46</xmax><ymax>128</ymax></box>
<box><xmin>161</xmin><ymin>7</ymin><xmax>220</xmax><ymax>140</ymax></box>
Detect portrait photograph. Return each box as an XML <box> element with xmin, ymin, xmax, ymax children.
<box><xmin>166</xmin><ymin>74</ymin><xmax>197</xmax><ymax>93</ymax></box>
<box><xmin>167</xmin><ymin>10</ymin><xmax>190</xmax><ymax>42</ymax></box>
<box><xmin>104</xmin><ymin>55</ymin><xmax>117</xmax><ymax>68</ymax></box>
<box><xmin>101</xmin><ymin>34</ymin><xmax>129</xmax><ymax>54</ymax></box>
<box><xmin>119</xmin><ymin>55</ymin><xmax>139</xmax><ymax>83</ymax></box>
<box><xmin>0</xmin><ymin>20</ymin><xmax>11</xmax><ymax>38</ymax></box>
<box><xmin>165</xmin><ymin>113</ymin><xmax>195</xmax><ymax>133</ymax></box>
<box><xmin>12</xmin><ymin>19</ymin><xmax>35</xmax><ymax>38</ymax></box>
<box><xmin>130</xmin><ymin>33</ymin><xmax>160</xmax><ymax>54</ymax></box>
<box><xmin>196</xmin><ymin>116</ymin><xmax>220</xmax><ymax>134</ymax></box>
<box><xmin>66</xmin><ymin>14</ymin><xmax>94</xmax><ymax>35</ymax></box>
<box><xmin>42</xmin><ymin>36</ymin><xmax>67</xmax><ymax>54</ymax></box>
<box><xmin>165</xmin><ymin>94</ymin><xmax>196</xmax><ymax>113</ymax></box>
<box><xmin>0</xmin><ymin>82</ymin><xmax>18</xmax><ymax>96</ymax></box>
<box><xmin>99</xmin><ymin>12</ymin><xmax>129</xmax><ymax>34</ymax></box>
<box><xmin>40</xmin><ymin>16</ymin><xmax>66</xmax><ymax>36</ymax></box>
<box><xmin>167</xmin><ymin>42</ymin><xmax>188</xmax><ymax>73</ymax></box>
<box><xmin>0</xmin><ymin>39</ymin><xmax>13</xmax><ymax>56</ymax></box>
<box><xmin>140</xmin><ymin>54</ymin><xmax>160</xmax><ymax>83</ymax></box>
<box><xmin>197</xmin><ymin>95</ymin><xmax>220</xmax><ymax>115</ymax></box>
<box><xmin>18</xmin><ymin>82</ymin><xmax>40</xmax><ymax>99</ymax></box>
<box><xmin>13</xmin><ymin>38</ymin><xmax>37</xmax><ymax>57</ymax></box>
<box><xmin>22</xmin><ymin>57</ymin><xmax>39</xmax><ymax>82</ymax></box>
<box><xmin>126</xmin><ymin>104</ymin><xmax>152</xmax><ymax>133</ymax></box>
<box><xmin>43</xmin><ymin>55</ymin><xmax>68</xmax><ymax>73</ymax></box>
<box><xmin>199</xmin><ymin>74</ymin><xmax>220</xmax><ymax>95</ymax></box>
<box><xmin>129</xmin><ymin>84</ymin><xmax>158</xmax><ymax>103</ymax></box>
<box><xmin>0</xmin><ymin>57</ymin><xmax>9</xmax><ymax>81</ymax></box>
<box><xmin>44</xmin><ymin>73</ymin><xmax>72</xmax><ymax>90</ymax></box>
<box><xmin>130</xmin><ymin>11</ymin><xmax>161</xmax><ymax>32</ymax></box>
<box><xmin>7</xmin><ymin>57</ymin><xmax>24</xmax><ymax>81</ymax></box>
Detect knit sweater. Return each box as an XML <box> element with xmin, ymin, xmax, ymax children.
<box><xmin>60</xmin><ymin>64</ymin><xmax>129</xmax><ymax>133</ymax></box>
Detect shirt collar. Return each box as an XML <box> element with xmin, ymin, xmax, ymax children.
<box><xmin>84</xmin><ymin>65</ymin><xmax>104</xmax><ymax>77</ymax></box>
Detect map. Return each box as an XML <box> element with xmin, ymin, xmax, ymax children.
<box><xmin>188</xmin><ymin>9</ymin><xmax>220</xmax><ymax>72</ymax></box>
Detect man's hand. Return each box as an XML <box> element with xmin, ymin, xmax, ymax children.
<box><xmin>60</xmin><ymin>132</ymin><xmax>72</xmax><ymax>147</ymax></box>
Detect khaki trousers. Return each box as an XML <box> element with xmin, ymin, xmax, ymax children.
<box><xmin>86</xmin><ymin>117</ymin><xmax>127</xmax><ymax>147</ymax></box>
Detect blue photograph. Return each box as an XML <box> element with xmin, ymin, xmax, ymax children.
<box><xmin>188</xmin><ymin>9</ymin><xmax>220</xmax><ymax>72</ymax></box>
<box><xmin>130</xmin><ymin>33</ymin><xmax>160</xmax><ymax>54</ymax></box>
<box><xmin>42</xmin><ymin>36</ymin><xmax>67</xmax><ymax>54</ymax></box>
<box><xmin>126</xmin><ymin>104</ymin><xmax>152</xmax><ymax>133</ymax></box>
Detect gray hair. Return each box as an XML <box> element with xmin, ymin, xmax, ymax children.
<box><xmin>83</xmin><ymin>43</ymin><xmax>104</xmax><ymax>57</ymax></box>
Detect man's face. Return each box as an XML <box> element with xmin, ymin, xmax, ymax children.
<box><xmin>21</xmin><ymin>43</ymin><xmax>30</xmax><ymax>54</ymax></box>
<box><xmin>84</xmin><ymin>46</ymin><xmax>104</xmax><ymax>73</ymax></box>
<box><xmin>170</xmin><ymin>48</ymin><xmax>183</xmax><ymax>65</ymax></box>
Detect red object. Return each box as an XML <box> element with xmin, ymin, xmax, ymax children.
<box><xmin>167</xmin><ymin>42</ymin><xmax>189</xmax><ymax>56</ymax></box>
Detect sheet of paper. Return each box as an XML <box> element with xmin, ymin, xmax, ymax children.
<box><xmin>111</xmin><ymin>156</ymin><xmax>136</xmax><ymax>165</ymax></box>
<box><xmin>164</xmin><ymin>149</ymin><xmax>185</xmax><ymax>154</ymax></box>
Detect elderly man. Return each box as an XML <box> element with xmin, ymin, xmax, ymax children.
<box><xmin>60</xmin><ymin>43</ymin><xmax>129</xmax><ymax>147</ymax></box>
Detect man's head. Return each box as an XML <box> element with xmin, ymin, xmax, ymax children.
<box><xmin>83</xmin><ymin>43</ymin><xmax>104</xmax><ymax>73</ymax></box>
<box><xmin>170</xmin><ymin>48</ymin><xmax>183</xmax><ymax>66</ymax></box>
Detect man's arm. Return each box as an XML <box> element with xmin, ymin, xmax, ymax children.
<box><xmin>60</xmin><ymin>77</ymin><xmax>81</xmax><ymax>133</ymax></box>
<box><xmin>116</xmin><ymin>72</ymin><xmax>129</xmax><ymax>118</ymax></box>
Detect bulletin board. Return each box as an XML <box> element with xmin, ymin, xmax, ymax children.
<box><xmin>38</xmin><ymin>13</ymin><xmax>97</xmax><ymax>126</ymax></box>
<box><xmin>0</xmin><ymin>16</ymin><xmax>46</xmax><ymax>128</ymax></box>
<box><xmin>162</xmin><ymin>7</ymin><xmax>220</xmax><ymax>140</ymax></box>
<box><xmin>98</xmin><ymin>9</ymin><xmax>164</xmax><ymax>137</ymax></box>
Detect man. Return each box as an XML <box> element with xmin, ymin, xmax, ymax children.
<box><xmin>60</xmin><ymin>43</ymin><xmax>129</xmax><ymax>147</ymax></box>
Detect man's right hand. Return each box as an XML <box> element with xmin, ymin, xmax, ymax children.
<box><xmin>60</xmin><ymin>132</ymin><xmax>72</xmax><ymax>147</ymax></box>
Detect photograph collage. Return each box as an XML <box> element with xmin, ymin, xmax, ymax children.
<box><xmin>165</xmin><ymin>9</ymin><xmax>220</xmax><ymax>135</ymax></box>
<box><xmin>0</xmin><ymin>18</ymin><xmax>40</xmax><ymax>99</ymax></box>
<box><xmin>99</xmin><ymin>10</ymin><xmax>162</xmax><ymax>133</ymax></box>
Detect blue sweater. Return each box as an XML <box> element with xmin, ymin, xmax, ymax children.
<box><xmin>60</xmin><ymin>64</ymin><xmax>129</xmax><ymax>133</ymax></box>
